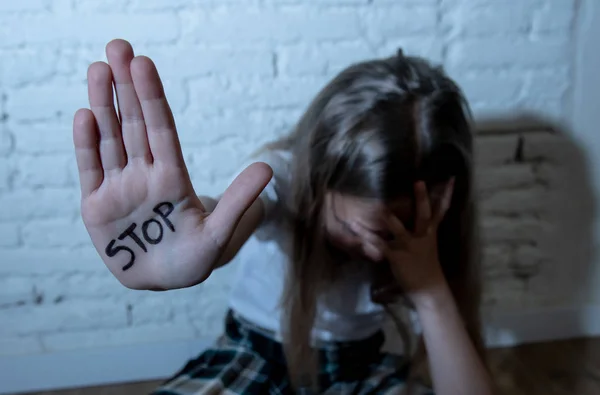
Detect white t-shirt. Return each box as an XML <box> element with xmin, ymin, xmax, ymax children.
<box><xmin>228</xmin><ymin>149</ymin><xmax>387</xmax><ymax>342</ymax></box>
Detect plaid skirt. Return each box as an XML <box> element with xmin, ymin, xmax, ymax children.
<box><xmin>152</xmin><ymin>310</ymin><xmax>434</xmax><ymax>395</ymax></box>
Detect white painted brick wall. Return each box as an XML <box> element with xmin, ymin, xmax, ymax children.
<box><xmin>0</xmin><ymin>0</ymin><xmax>583</xmax><ymax>357</ymax></box>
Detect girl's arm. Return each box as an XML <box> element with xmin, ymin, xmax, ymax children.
<box><xmin>352</xmin><ymin>180</ymin><xmax>494</xmax><ymax>395</ymax></box>
<box><xmin>199</xmin><ymin>195</ymin><xmax>265</xmax><ymax>268</ymax></box>
<box><xmin>413</xmin><ymin>283</ymin><xmax>494</xmax><ymax>395</ymax></box>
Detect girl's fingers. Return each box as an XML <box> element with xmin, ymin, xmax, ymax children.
<box><xmin>413</xmin><ymin>181</ymin><xmax>432</xmax><ymax>236</ymax></box>
<box><xmin>349</xmin><ymin>222</ymin><xmax>389</xmax><ymax>259</ymax></box>
<box><xmin>87</xmin><ymin>62</ymin><xmax>126</xmax><ymax>173</ymax></box>
<box><xmin>73</xmin><ymin>109</ymin><xmax>103</xmax><ymax>196</ymax></box>
<box><xmin>349</xmin><ymin>222</ymin><xmax>379</xmax><ymax>245</ymax></box>
<box><xmin>130</xmin><ymin>56</ymin><xmax>183</xmax><ymax>166</ymax></box>
<box><xmin>384</xmin><ymin>214</ymin><xmax>411</xmax><ymax>248</ymax></box>
<box><xmin>432</xmin><ymin>177</ymin><xmax>455</xmax><ymax>225</ymax></box>
<box><xmin>206</xmin><ymin>163</ymin><xmax>273</xmax><ymax>248</ymax></box>
<box><xmin>362</xmin><ymin>242</ymin><xmax>386</xmax><ymax>262</ymax></box>
<box><xmin>105</xmin><ymin>39</ymin><xmax>152</xmax><ymax>162</ymax></box>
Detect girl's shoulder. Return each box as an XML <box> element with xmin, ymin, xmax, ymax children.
<box><xmin>260</xmin><ymin>148</ymin><xmax>292</xmax><ymax>204</ymax></box>
<box><xmin>253</xmin><ymin>148</ymin><xmax>293</xmax><ymax>174</ymax></box>
<box><xmin>240</xmin><ymin>148</ymin><xmax>294</xmax><ymax>243</ymax></box>
<box><xmin>240</xmin><ymin>148</ymin><xmax>293</xmax><ymax>225</ymax></box>
<box><xmin>250</xmin><ymin>147</ymin><xmax>293</xmax><ymax>191</ymax></box>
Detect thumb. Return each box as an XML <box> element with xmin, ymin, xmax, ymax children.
<box><xmin>206</xmin><ymin>162</ymin><xmax>273</xmax><ymax>246</ymax></box>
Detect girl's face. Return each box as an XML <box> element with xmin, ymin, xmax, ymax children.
<box><xmin>323</xmin><ymin>184</ymin><xmax>446</xmax><ymax>262</ymax></box>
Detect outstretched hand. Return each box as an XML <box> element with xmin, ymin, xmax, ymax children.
<box><xmin>73</xmin><ymin>39</ymin><xmax>272</xmax><ymax>290</ymax></box>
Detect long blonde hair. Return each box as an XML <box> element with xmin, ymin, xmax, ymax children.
<box><xmin>266</xmin><ymin>50</ymin><xmax>484</xmax><ymax>392</ymax></box>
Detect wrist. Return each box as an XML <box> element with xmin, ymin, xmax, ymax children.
<box><xmin>411</xmin><ymin>279</ymin><xmax>454</xmax><ymax>314</ymax></box>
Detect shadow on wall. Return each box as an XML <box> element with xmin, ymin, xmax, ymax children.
<box><xmin>474</xmin><ymin>113</ymin><xmax>598</xmax><ymax>347</ymax></box>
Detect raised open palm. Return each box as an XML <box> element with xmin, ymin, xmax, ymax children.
<box><xmin>73</xmin><ymin>39</ymin><xmax>272</xmax><ymax>290</ymax></box>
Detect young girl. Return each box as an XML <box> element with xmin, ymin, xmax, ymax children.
<box><xmin>73</xmin><ymin>39</ymin><xmax>494</xmax><ymax>394</ymax></box>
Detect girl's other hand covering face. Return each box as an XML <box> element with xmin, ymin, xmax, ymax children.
<box><xmin>324</xmin><ymin>180</ymin><xmax>452</xmax><ymax>263</ymax></box>
<box><xmin>344</xmin><ymin>180</ymin><xmax>456</xmax><ymax>301</ymax></box>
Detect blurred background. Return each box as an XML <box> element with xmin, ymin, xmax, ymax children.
<box><xmin>0</xmin><ymin>0</ymin><xmax>599</xmax><ymax>394</ymax></box>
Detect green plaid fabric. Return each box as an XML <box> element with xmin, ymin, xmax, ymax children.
<box><xmin>152</xmin><ymin>310</ymin><xmax>434</xmax><ymax>395</ymax></box>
